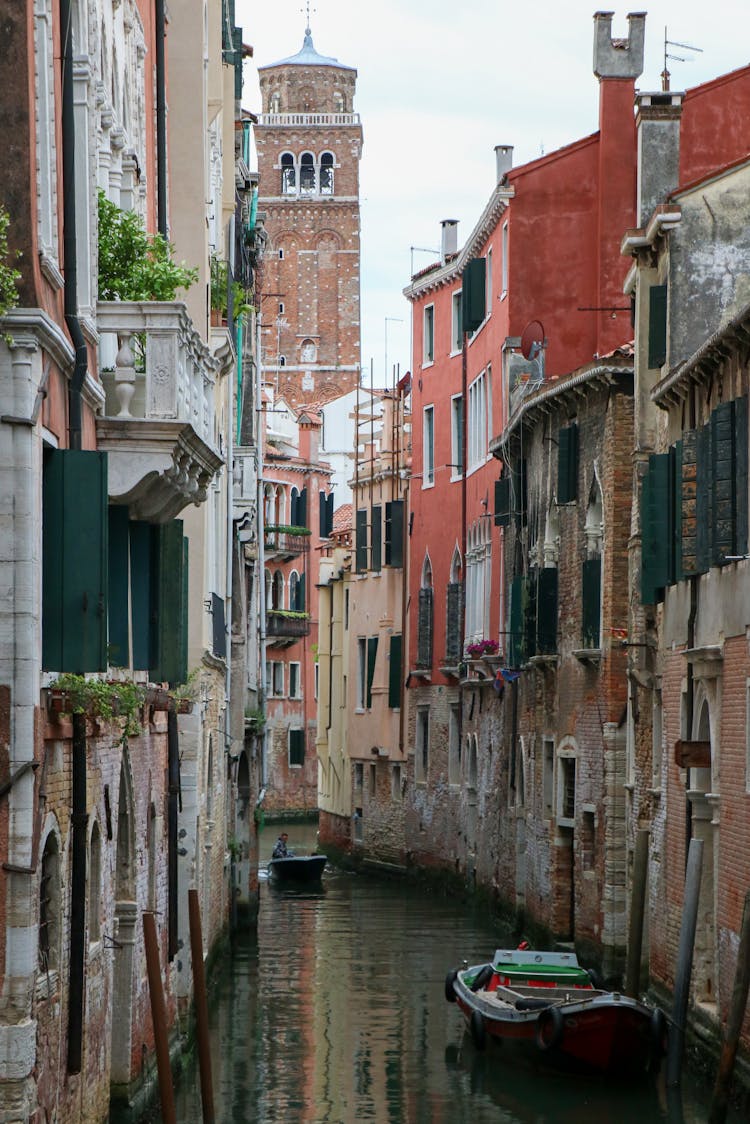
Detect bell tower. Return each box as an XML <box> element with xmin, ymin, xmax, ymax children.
<box><xmin>255</xmin><ymin>22</ymin><xmax>363</xmax><ymax>406</ymax></box>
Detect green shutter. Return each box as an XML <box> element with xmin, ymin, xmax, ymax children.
<box><xmin>417</xmin><ymin>588</ymin><xmax>433</xmax><ymax>668</ymax></box>
<box><xmin>641</xmin><ymin>453</ymin><xmax>670</xmax><ymax>602</ymax></box>
<box><xmin>388</xmin><ymin>634</ymin><xmax>402</xmax><ymax>708</ymax></box>
<box><xmin>319</xmin><ymin>490</ymin><xmax>328</xmax><ymax>537</ymax></box>
<box><xmin>537</xmin><ymin>567</ymin><xmax>558</xmax><ymax>654</ymax></box>
<box><xmin>366</xmin><ymin>635</ymin><xmax>378</xmax><ymax>708</ymax></box>
<box><xmin>299</xmin><ymin>572</ymin><xmax>306</xmax><ymax>612</ymax></box>
<box><xmin>355</xmin><ymin>508</ymin><xmax>368</xmax><ymax>571</ymax></box>
<box><xmin>648</xmin><ymin>284</ymin><xmax>667</xmax><ymax>368</ymax></box>
<box><xmin>669</xmin><ymin>442</ymin><xmax>683</xmax><ymax>583</ymax></box>
<box><xmin>681</xmin><ymin>429</ymin><xmax>698</xmax><ymax>576</ymax></box>
<box><xmin>289</xmin><ymin>728</ymin><xmax>305</xmax><ymax>766</ymax></box>
<box><xmin>712</xmin><ymin>401</ymin><xmax>735</xmax><ymax>565</ymax></box>
<box><xmin>130</xmin><ymin>522</ymin><xmax>153</xmax><ymax>670</ymax></box>
<box><xmin>385</xmin><ymin>500</ymin><xmax>404</xmax><ymax>567</ymax></box>
<box><xmin>42</xmin><ymin>449</ymin><xmax>108</xmax><ymax>673</ymax></box>
<box><xmin>152</xmin><ymin>520</ymin><xmax>186</xmax><ymax>686</ymax></box>
<box><xmin>508</xmin><ymin>574</ymin><xmax>523</xmax><ymax>668</ymax></box>
<box><xmin>462</xmin><ymin>257</ymin><xmax>486</xmax><ymax>333</ymax></box>
<box><xmin>696</xmin><ymin>423</ymin><xmax>710</xmax><ymax>573</ymax></box>
<box><xmin>735</xmin><ymin>397</ymin><xmax>748</xmax><ymax>557</ymax></box>
<box><xmin>298</xmin><ymin>487</ymin><xmax>307</xmax><ymax>528</ymax></box>
<box><xmin>180</xmin><ymin>537</ymin><xmax>189</xmax><ymax>686</ymax></box>
<box><xmin>524</xmin><ymin>572</ymin><xmax>537</xmax><ymax>660</ymax></box>
<box><xmin>494</xmin><ymin>477</ymin><xmax>511</xmax><ymax>526</ymax></box>
<box><xmin>582</xmin><ymin>557</ymin><xmax>602</xmax><ymax>648</ymax></box>
<box><xmin>211</xmin><ymin>592</ymin><xmax>226</xmax><ymax>659</ymax></box>
<box><xmin>557</xmin><ymin>424</ymin><xmax>579</xmax><ymax>503</ymax></box>
<box><xmin>445</xmin><ymin>582</ymin><xmax>464</xmax><ymax>662</ymax></box>
<box><xmin>371</xmin><ymin>505</ymin><xmax>382</xmax><ymax>571</ymax></box>
<box><xmin>108</xmin><ymin>506</ymin><xmax>130</xmax><ymax>667</ymax></box>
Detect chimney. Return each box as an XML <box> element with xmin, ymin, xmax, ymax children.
<box><xmin>494</xmin><ymin>145</ymin><xmax>513</xmax><ymax>182</ymax></box>
<box><xmin>593</xmin><ymin>11</ymin><xmax>645</xmax><ymax>80</ymax></box>
<box><xmin>440</xmin><ymin>219</ymin><xmax>458</xmax><ymax>263</ymax></box>
<box><xmin>298</xmin><ymin>412</ymin><xmax>320</xmax><ymax>463</ymax></box>
<box><xmin>635</xmin><ymin>91</ymin><xmax>684</xmax><ymax>226</ymax></box>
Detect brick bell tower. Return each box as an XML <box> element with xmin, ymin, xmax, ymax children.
<box><xmin>256</xmin><ymin>20</ymin><xmax>363</xmax><ymax>407</ymax></box>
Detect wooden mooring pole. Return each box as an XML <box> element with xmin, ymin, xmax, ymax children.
<box><xmin>667</xmin><ymin>837</ymin><xmax>704</xmax><ymax>1088</ymax></box>
<box><xmin>143</xmin><ymin>911</ymin><xmax>177</xmax><ymax>1124</ymax></box>
<box><xmin>625</xmin><ymin>828</ymin><xmax>649</xmax><ymax>998</ymax></box>
<box><xmin>189</xmin><ymin>887</ymin><xmax>216</xmax><ymax>1123</ymax></box>
<box><xmin>708</xmin><ymin>889</ymin><xmax>750</xmax><ymax>1124</ymax></box>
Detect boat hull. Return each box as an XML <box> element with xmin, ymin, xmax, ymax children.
<box><xmin>268</xmin><ymin>854</ymin><xmax>327</xmax><ymax>884</ymax></box>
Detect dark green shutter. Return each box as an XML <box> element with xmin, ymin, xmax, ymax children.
<box><xmin>290</xmin><ymin>490</ymin><xmax>298</xmax><ymax>525</ymax></box>
<box><xmin>180</xmin><ymin>538</ymin><xmax>189</xmax><ymax>686</ymax></box>
<box><xmin>298</xmin><ymin>572</ymin><xmax>305</xmax><ymax>612</ymax></box>
<box><xmin>494</xmin><ymin>477</ymin><xmax>511</xmax><ymax>526</ymax></box>
<box><xmin>524</xmin><ymin>572</ymin><xmax>537</xmax><ymax>660</ymax></box>
<box><xmin>289</xmin><ymin>728</ymin><xmax>305</xmax><ymax>766</ymax></box>
<box><xmin>108</xmin><ymin>506</ymin><xmax>130</xmax><ymax>667</ymax></box>
<box><xmin>696</xmin><ymin>423</ymin><xmax>710</xmax><ymax>573</ymax></box>
<box><xmin>355</xmin><ymin>508</ymin><xmax>368</xmax><ymax>571</ymax></box>
<box><xmin>366</xmin><ymin>636</ymin><xmax>378</xmax><ymax>708</ymax></box>
<box><xmin>385</xmin><ymin>500</ymin><xmax>404</xmax><ymax>567</ymax></box>
<box><xmin>152</xmin><ymin>520</ymin><xmax>186</xmax><ymax>686</ymax></box>
<box><xmin>641</xmin><ymin>453</ymin><xmax>670</xmax><ymax>602</ymax></box>
<box><xmin>42</xmin><ymin>449</ymin><xmax>108</xmax><ymax>673</ymax></box>
<box><xmin>581</xmin><ymin>557</ymin><xmax>602</xmax><ymax>648</ymax></box>
<box><xmin>130</xmin><ymin>522</ymin><xmax>153</xmax><ymax>670</ymax></box>
<box><xmin>319</xmin><ymin>491</ymin><xmax>328</xmax><ymax>537</ymax></box>
<box><xmin>417</xmin><ymin>588</ymin><xmax>433</xmax><ymax>668</ymax></box>
<box><xmin>537</xmin><ymin>567</ymin><xmax>558</xmax><ymax>654</ymax></box>
<box><xmin>388</xmin><ymin>634</ymin><xmax>402</xmax><ymax>708</ymax></box>
<box><xmin>648</xmin><ymin>284</ymin><xmax>667</xmax><ymax>368</ymax></box>
<box><xmin>298</xmin><ymin>487</ymin><xmax>307</xmax><ymax>528</ymax></box>
<box><xmin>735</xmin><ymin>397</ymin><xmax>748</xmax><ymax>557</ymax></box>
<box><xmin>557</xmin><ymin>424</ymin><xmax>579</xmax><ymax>503</ymax></box>
<box><xmin>711</xmin><ymin>401</ymin><xmax>735</xmax><ymax>565</ymax></box>
<box><xmin>681</xmin><ymin>429</ymin><xmax>698</xmax><ymax>576</ymax></box>
<box><xmin>508</xmin><ymin>575</ymin><xmax>523</xmax><ymax>668</ymax></box>
<box><xmin>445</xmin><ymin>582</ymin><xmax>464</xmax><ymax>662</ymax></box>
<box><xmin>462</xmin><ymin>257</ymin><xmax>486</xmax><ymax>333</ymax></box>
<box><xmin>371</xmin><ymin>505</ymin><xmax>382</xmax><ymax>571</ymax></box>
<box><xmin>669</xmin><ymin>442</ymin><xmax>683</xmax><ymax>583</ymax></box>
<box><xmin>211</xmin><ymin>592</ymin><xmax>226</xmax><ymax>659</ymax></box>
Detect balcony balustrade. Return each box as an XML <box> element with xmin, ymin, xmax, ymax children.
<box><xmin>95</xmin><ymin>301</ymin><xmax>224</xmax><ymax>522</ymax></box>
<box><xmin>266</xmin><ymin>610</ymin><xmax>310</xmax><ymax>645</ymax></box>
<box><xmin>264</xmin><ymin>524</ymin><xmax>311</xmax><ymax>561</ymax></box>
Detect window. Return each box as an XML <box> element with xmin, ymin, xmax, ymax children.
<box><xmin>423</xmin><ymin>305</ymin><xmax>435</xmax><ymax>365</ymax></box>
<box><xmin>271</xmin><ymin>661</ymin><xmax>284</xmax><ymax>697</ymax></box>
<box><xmin>369</xmin><ymin>762</ymin><xmax>377</xmax><ymax>795</ymax></box>
<box><xmin>371</xmin><ymin>505</ymin><xmax>382</xmax><ymax>571</ymax></box>
<box><xmin>279</xmin><ymin>355</ymin><xmax>286</xmax><ymax>367</ymax></box>
<box><xmin>423</xmin><ymin>405</ymin><xmax>435</xmax><ymax>487</ymax></box>
<box><xmin>557</xmin><ymin>423</ymin><xmax>579</xmax><ymax>503</ymax></box>
<box><xmin>320</xmin><ymin>151</ymin><xmax>334</xmax><ymax>194</ymax></box>
<box><xmin>366</xmin><ymin>636</ymin><xmax>378</xmax><ymax>708</ymax></box>
<box><xmin>271</xmin><ymin>569</ymin><xmax>283</xmax><ymax>609</ymax></box>
<box><xmin>465</xmin><ymin>519</ymin><xmax>491</xmax><ymax>645</ymax></box>
<box><xmin>388</xmin><ymin>634</ymin><xmax>402</xmax><ymax>709</ymax></box>
<box><xmin>417</xmin><ymin>557</ymin><xmax>433</xmax><ymax>669</ymax></box>
<box><xmin>648</xmin><ymin>283</ymin><xmax>667</xmax><ymax>369</ymax></box>
<box><xmin>486</xmin><ymin>247</ymin><xmax>493</xmax><ymax>308</ymax></box>
<box><xmin>278</xmin><ymin>248</ymin><xmax>284</xmax><ymax>260</ymax></box>
<box><xmin>88</xmin><ymin>822</ymin><xmax>101</xmax><ymax>944</ymax></box>
<box><xmin>300</xmin><ymin>152</ymin><xmax>315</xmax><ymax>194</ymax></box>
<box><xmin>451</xmin><ymin>290</ymin><xmax>463</xmax><ymax>353</ymax></box>
<box><xmin>314</xmin><ymin>663</ymin><xmax>319</xmax><ymax>701</ymax></box>
<box><xmin>355</xmin><ymin>508</ymin><xmax>368</xmax><ymax>571</ymax></box>
<box><xmin>391</xmin><ymin>764</ymin><xmax>402</xmax><ymax>801</ymax></box>
<box><xmin>353</xmin><ymin>807</ymin><xmax>363</xmax><ymax>842</ymax></box>
<box><xmin>353</xmin><ymin>762</ymin><xmax>364</xmax><ymax>793</ymax></box>
<box><xmin>289</xmin><ymin>662</ymin><xmax>301</xmax><ymax>699</ymax></box>
<box><xmin>416</xmin><ymin>708</ymin><xmax>429</xmax><ymax>783</ymax></box>
<box><xmin>468</xmin><ymin>734</ymin><xmax>478</xmax><ymax>789</ymax></box>
<box><xmin>278</xmin><ymin>302</ymin><xmax>285</xmax><ymax>314</ymax></box>
<box><xmin>345</xmin><ymin>588</ymin><xmax>350</xmax><ymax>629</ymax></box>
<box><xmin>557</xmin><ymin>754</ymin><xmax>576</xmax><ymax>827</ymax></box>
<box><xmin>357</xmin><ymin>638</ymin><xmax>367</xmax><ymax>709</ymax></box>
<box><xmin>384</xmin><ymin>501</ymin><xmax>404</xmax><ymax>567</ymax></box>
<box><xmin>543</xmin><ymin>738</ymin><xmax>554</xmax><ymax>816</ymax></box>
<box><xmin>39</xmin><ymin>832</ymin><xmax>60</xmax><ymax>973</ymax></box>
<box><xmin>501</xmin><ymin>222</ymin><xmax>509</xmax><ymax>296</ymax></box>
<box><xmin>281</xmin><ymin>153</ymin><xmax>296</xmax><ymax>195</ymax></box>
<box><xmin>467</xmin><ymin>370</ymin><xmax>488</xmax><ymax>471</ymax></box>
<box><xmin>289</xmin><ymin>728</ymin><xmax>305</xmax><ymax>767</ymax></box>
<box><xmin>448</xmin><ymin>706</ymin><xmax>461</xmax><ymax>785</ymax></box>
<box><xmin>289</xmin><ymin>570</ymin><xmax>305</xmax><ymax>612</ymax></box>
<box><xmin>451</xmin><ymin>394</ymin><xmax>464</xmax><ymax>477</ymax></box>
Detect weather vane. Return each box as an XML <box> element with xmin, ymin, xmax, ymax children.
<box><xmin>662</xmin><ymin>27</ymin><xmax>702</xmax><ymax>91</ymax></box>
<box><xmin>301</xmin><ymin>2</ymin><xmax>316</xmax><ymax>33</ymax></box>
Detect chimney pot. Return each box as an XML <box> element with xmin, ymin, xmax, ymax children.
<box><xmin>495</xmin><ymin>145</ymin><xmax>514</xmax><ymax>182</ymax></box>
<box><xmin>440</xmin><ymin>219</ymin><xmax>458</xmax><ymax>263</ymax></box>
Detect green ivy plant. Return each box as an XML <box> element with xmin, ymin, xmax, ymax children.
<box><xmin>0</xmin><ymin>205</ymin><xmax>21</xmax><ymax>342</ymax></box>
<box><xmin>267</xmin><ymin>609</ymin><xmax>310</xmax><ymax>620</ymax></box>
<box><xmin>49</xmin><ymin>673</ymin><xmax>145</xmax><ymax>741</ymax></box>
<box><xmin>244</xmin><ymin>706</ymin><xmax>266</xmax><ymax>733</ymax></box>
<box><xmin>265</xmin><ymin>524</ymin><xmax>312</xmax><ymax>537</ymax></box>
<box><xmin>97</xmin><ymin>190</ymin><xmax>198</xmax><ymax>301</ymax></box>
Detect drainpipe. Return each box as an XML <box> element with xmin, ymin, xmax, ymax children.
<box><xmin>67</xmin><ymin>712</ymin><xmax>87</xmax><ymax>1073</ymax></box>
<box><xmin>60</xmin><ymin>0</ymin><xmax>87</xmax><ymax>451</ymax></box>
<box><xmin>256</xmin><ymin>310</ymin><xmax>268</xmax><ymax>787</ymax></box>
<box><xmin>685</xmin><ymin>576</ymin><xmax>697</xmax><ymax>862</ymax></box>
<box><xmin>155</xmin><ymin>0</ymin><xmax>168</xmax><ymax>238</ymax></box>
<box><xmin>167</xmin><ymin>705</ymin><xmax>179</xmax><ymax>960</ymax></box>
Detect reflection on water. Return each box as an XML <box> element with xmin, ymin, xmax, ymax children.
<box><xmin>174</xmin><ymin>823</ymin><xmax>737</xmax><ymax>1124</ymax></box>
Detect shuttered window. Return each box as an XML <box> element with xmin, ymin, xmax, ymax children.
<box><xmin>151</xmin><ymin>520</ymin><xmax>188</xmax><ymax>686</ymax></box>
<box><xmin>648</xmin><ymin>284</ymin><xmax>667</xmax><ymax>368</ymax></box>
<box><xmin>211</xmin><ymin>592</ymin><xmax>226</xmax><ymax>659</ymax></box>
<box><xmin>508</xmin><ymin>574</ymin><xmax>524</xmax><ymax>668</ymax></box>
<box><xmin>319</xmin><ymin>490</ymin><xmax>334</xmax><ymax>538</ymax></box>
<box><xmin>366</xmin><ymin>636</ymin><xmax>378</xmax><ymax>708</ymax></box>
<box><xmin>130</xmin><ymin>522</ymin><xmax>154</xmax><ymax>671</ymax></box>
<box><xmin>689</xmin><ymin>397</ymin><xmax>747</xmax><ymax>574</ymax></box>
<box><xmin>581</xmin><ymin>557</ymin><xmax>602</xmax><ymax>648</ymax></box>
<box><xmin>494</xmin><ymin>476</ymin><xmax>511</xmax><ymax>527</ymax></box>
<box><xmin>462</xmin><ymin>257</ymin><xmax>486</xmax><ymax>333</ymax></box>
<box><xmin>536</xmin><ymin>567</ymin><xmax>558</xmax><ymax>654</ymax></box>
<box><xmin>291</xmin><ymin>487</ymin><xmax>308</xmax><ymax>528</ymax></box>
<box><xmin>641</xmin><ymin>453</ymin><xmax>670</xmax><ymax>603</ymax></box>
<box><xmin>108</xmin><ymin>506</ymin><xmax>130</xmax><ymax>668</ymax></box>
<box><xmin>445</xmin><ymin>582</ymin><xmax>464</xmax><ymax>662</ymax></box>
<box><xmin>524</xmin><ymin>571</ymin><xmax>537</xmax><ymax>661</ymax></box>
<box><xmin>42</xmin><ymin>449</ymin><xmax>109</xmax><ymax>673</ymax></box>
<box><xmin>384</xmin><ymin>500</ymin><xmax>404</xmax><ymax>567</ymax></box>
<box><xmin>388</xmin><ymin>634</ymin><xmax>402</xmax><ymax>709</ymax></box>
<box><xmin>289</xmin><ymin>728</ymin><xmax>305</xmax><ymax>766</ymax></box>
<box><xmin>355</xmin><ymin>508</ymin><xmax>368</xmax><ymax>572</ymax></box>
<box><xmin>371</xmin><ymin>505</ymin><xmax>382</xmax><ymax>571</ymax></box>
<box><xmin>416</xmin><ymin>588</ymin><xmax>434</xmax><ymax>669</ymax></box>
<box><xmin>557</xmin><ymin>424</ymin><xmax>578</xmax><ymax>503</ymax></box>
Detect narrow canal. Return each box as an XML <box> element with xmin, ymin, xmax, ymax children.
<box><xmin>173</xmin><ymin>822</ymin><xmax>738</xmax><ymax>1123</ymax></box>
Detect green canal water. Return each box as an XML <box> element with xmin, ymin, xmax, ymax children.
<box><xmin>173</xmin><ymin>822</ymin><xmax>740</xmax><ymax>1123</ymax></box>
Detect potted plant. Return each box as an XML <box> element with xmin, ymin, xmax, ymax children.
<box><xmin>47</xmin><ymin>674</ymin><xmax>145</xmax><ymax>741</ymax></box>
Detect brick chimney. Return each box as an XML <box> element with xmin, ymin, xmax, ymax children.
<box><xmin>635</xmin><ymin>91</ymin><xmax>684</xmax><ymax>225</ymax></box>
<box><xmin>298</xmin><ymin>411</ymin><xmax>321</xmax><ymax>463</ymax></box>
<box><xmin>441</xmin><ymin>219</ymin><xmax>458</xmax><ymax>263</ymax></box>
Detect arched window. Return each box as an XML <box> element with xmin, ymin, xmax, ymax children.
<box><xmin>417</xmin><ymin>555</ymin><xmax>434</xmax><ymax>669</ymax></box>
<box><xmin>300</xmin><ymin>152</ymin><xmax>315</xmax><ymax>194</ymax></box>
<box><xmin>279</xmin><ymin>355</ymin><xmax>286</xmax><ymax>367</ymax></box>
<box><xmin>270</xmin><ymin>92</ymin><xmax>280</xmax><ymax>113</ymax></box>
<box><xmin>320</xmin><ymin>152</ymin><xmax>334</xmax><ymax>195</ymax></box>
<box><xmin>88</xmin><ymin>821</ymin><xmax>101</xmax><ymax>943</ymax></box>
<box><xmin>468</xmin><ymin>734</ymin><xmax>478</xmax><ymax>790</ymax></box>
<box><xmin>289</xmin><ymin>570</ymin><xmax>305</xmax><ymax>612</ymax></box>
<box><xmin>445</xmin><ymin>546</ymin><xmax>463</xmax><ymax>664</ymax></box>
<box><xmin>272</xmin><ymin>570</ymin><xmax>284</xmax><ymax>610</ymax></box>
<box><xmin>300</xmin><ymin>339</ymin><xmax>316</xmax><ymax>363</ymax></box>
<box><xmin>39</xmin><ymin>831</ymin><xmax>60</xmax><ymax>972</ymax></box>
<box><xmin>281</xmin><ymin>152</ymin><xmax>296</xmax><ymax>195</ymax></box>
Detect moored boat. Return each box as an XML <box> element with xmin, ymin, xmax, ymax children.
<box><xmin>268</xmin><ymin>853</ymin><xmax>327</xmax><ymax>884</ymax></box>
<box><xmin>445</xmin><ymin>948</ymin><xmax>666</xmax><ymax>1077</ymax></box>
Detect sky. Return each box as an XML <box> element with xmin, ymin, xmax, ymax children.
<box><xmin>236</xmin><ymin>0</ymin><xmax>749</xmax><ymax>384</ymax></box>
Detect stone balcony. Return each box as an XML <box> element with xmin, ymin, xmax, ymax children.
<box><xmin>95</xmin><ymin>301</ymin><xmax>224</xmax><ymax>522</ymax></box>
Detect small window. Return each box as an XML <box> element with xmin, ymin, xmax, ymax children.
<box><xmin>281</xmin><ymin>153</ymin><xmax>296</xmax><ymax>195</ymax></box>
<box><xmin>289</xmin><ymin>662</ymin><xmax>301</xmax><ymax>699</ymax></box>
<box><xmin>501</xmin><ymin>222</ymin><xmax>509</xmax><ymax>296</ymax></box>
<box><xmin>353</xmin><ymin>807</ymin><xmax>363</xmax><ymax>842</ymax></box>
<box><xmin>416</xmin><ymin>708</ymin><xmax>429</xmax><ymax>783</ymax></box>
<box><xmin>451</xmin><ymin>291</ymin><xmax>463</xmax><ymax>353</ymax></box>
<box><xmin>557</xmin><ymin>755</ymin><xmax>576</xmax><ymax>827</ymax></box>
<box><xmin>289</xmin><ymin>727</ymin><xmax>305</xmax><ymax>767</ymax></box>
<box><xmin>543</xmin><ymin>738</ymin><xmax>554</xmax><ymax>816</ymax></box>
<box><xmin>320</xmin><ymin>151</ymin><xmax>334</xmax><ymax>195</ymax></box>
<box><xmin>279</xmin><ymin>355</ymin><xmax>286</xmax><ymax>367</ymax></box>
<box><xmin>423</xmin><ymin>305</ymin><xmax>435</xmax><ymax>365</ymax></box>
<box><xmin>354</xmin><ymin>762</ymin><xmax>364</xmax><ymax>792</ymax></box>
<box><xmin>278</xmin><ymin>248</ymin><xmax>284</xmax><ymax>260</ymax></box>
<box><xmin>369</xmin><ymin>762</ymin><xmax>377</xmax><ymax>795</ymax></box>
<box><xmin>271</xmin><ymin>661</ymin><xmax>284</xmax><ymax>697</ymax></box>
<box><xmin>278</xmin><ymin>302</ymin><xmax>285</xmax><ymax>314</ymax></box>
<box><xmin>423</xmin><ymin>405</ymin><xmax>435</xmax><ymax>487</ymax></box>
<box><xmin>391</xmin><ymin>764</ymin><xmax>402</xmax><ymax>801</ymax></box>
<box><xmin>448</xmin><ymin>706</ymin><xmax>461</xmax><ymax>785</ymax></box>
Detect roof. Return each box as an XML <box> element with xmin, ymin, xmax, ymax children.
<box><xmin>259</xmin><ymin>28</ymin><xmax>355</xmax><ymax>72</ymax></box>
<box><xmin>332</xmin><ymin>503</ymin><xmax>353</xmax><ymax>532</ymax></box>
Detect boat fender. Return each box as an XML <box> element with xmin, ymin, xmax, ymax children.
<box><xmin>648</xmin><ymin>1007</ymin><xmax>667</xmax><ymax>1068</ymax></box>
<box><xmin>515</xmin><ymin>996</ymin><xmax>553</xmax><ymax>1012</ymax></box>
<box><xmin>444</xmin><ymin>970</ymin><xmax>458</xmax><ymax>1003</ymax></box>
<box><xmin>469</xmin><ymin>965</ymin><xmax>493</xmax><ymax>993</ymax></box>
<box><xmin>535</xmin><ymin>1006</ymin><xmax>564</xmax><ymax>1052</ymax></box>
<box><xmin>587</xmin><ymin>967</ymin><xmax>603</xmax><ymax>990</ymax></box>
<box><xmin>470</xmin><ymin>1009</ymin><xmax>486</xmax><ymax>1052</ymax></box>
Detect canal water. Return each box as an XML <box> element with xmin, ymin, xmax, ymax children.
<box><xmin>173</xmin><ymin>821</ymin><xmax>738</xmax><ymax>1123</ymax></box>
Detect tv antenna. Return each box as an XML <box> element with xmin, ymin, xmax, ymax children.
<box><xmin>662</xmin><ymin>27</ymin><xmax>702</xmax><ymax>91</ymax></box>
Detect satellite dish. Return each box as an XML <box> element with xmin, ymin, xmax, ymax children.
<box><xmin>521</xmin><ymin>320</ymin><xmax>545</xmax><ymax>361</ymax></box>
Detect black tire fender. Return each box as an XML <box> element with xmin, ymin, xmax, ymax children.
<box><xmin>444</xmin><ymin>969</ymin><xmax>458</xmax><ymax>1003</ymax></box>
<box><xmin>469</xmin><ymin>964</ymin><xmax>493</xmax><ymax>993</ymax></box>
<box><xmin>535</xmin><ymin>1005</ymin><xmax>564</xmax><ymax>1052</ymax></box>
<box><xmin>470</xmin><ymin>1009</ymin><xmax>486</xmax><ymax>1051</ymax></box>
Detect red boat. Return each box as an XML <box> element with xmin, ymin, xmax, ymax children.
<box><xmin>445</xmin><ymin>948</ymin><xmax>666</xmax><ymax>1077</ymax></box>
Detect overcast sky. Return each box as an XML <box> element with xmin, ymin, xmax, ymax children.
<box><xmin>237</xmin><ymin>0</ymin><xmax>749</xmax><ymax>384</ymax></box>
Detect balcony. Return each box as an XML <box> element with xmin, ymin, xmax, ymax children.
<box><xmin>233</xmin><ymin>446</ymin><xmax>258</xmax><ymax>553</ymax></box>
<box><xmin>95</xmin><ymin>301</ymin><xmax>224</xmax><ymax>522</ymax></box>
<box><xmin>266</xmin><ymin>610</ymin><xmax>310</xmax><ymax>646</ymax></box>
<box><xmin>264</xmin><ymin>524</ymin><xmax>311</xmax><ymax>561</ymax></box>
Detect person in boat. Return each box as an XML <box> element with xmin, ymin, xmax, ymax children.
<box><xmin>272</xmin><ymin>832</ymin><xmax>289</xmax><ymax>859</ymax></box>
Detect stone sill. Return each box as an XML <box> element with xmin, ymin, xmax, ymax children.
<box><xmin>573</xmin><ymin>648</ymin><xmax>602</xmax><ymax>665</ymax></box>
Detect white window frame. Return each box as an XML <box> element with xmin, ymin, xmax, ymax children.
<box><xmin>467</xmin><ymin>370</ymin><xmax>488</xmax><ymax>472</ymax></box>
<box><xmin>271</xmin><ymin>661</ymin><xmax>284</xmax><ymax>697</ymax></box>
<box><xmin>356</xmin><ymin>637</ymin><xmax>367</xmax><ymax>710</ymax></box>
<box><xmin>557</xmin><ymin>751</ymin><xmax>576</xmax><ymax>828</ymax></box>
<box><xmin>451</xmin><ymin>290</ymin><xmax>463</xmax><ymax>354</ymax></box>
<box><xmin>501</xmin><ymin>222</ymin><xmax>509</xmax><ymax>297</ymax></box>
<box><xmin>289</xmin><ymin>661</ymin><xmax>301</xmax><ymax>699</ymax></box>
<box><xmin>450</xmin><ymin>394</ymin><xmax>464</xmax><ymax>480</ymax></box>
<box><xmin>423</xmin><ymin>304</ymin><xmax>435</xmax><ymax>366</ymax></box>
<box><xmin>423</xmin><ymin>405</ymin><xmax>435</xmax><ymax>488</ymax></box>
